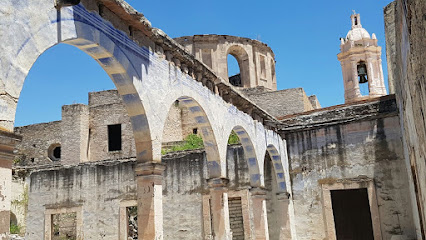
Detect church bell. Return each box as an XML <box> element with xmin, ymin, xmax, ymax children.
<box><xmin>357</xmin><ymin>63</ymin><xmax>368</xmax><ymax>84</ymax></box>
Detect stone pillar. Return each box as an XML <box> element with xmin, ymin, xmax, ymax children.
<box><xmin>135</xmin><ymin>162</ymin><xmax>166</xmax><ymax>240</ymax></box>
<box><xmin>207</xmin><ymin>178</ymin><xmax>232</xmax><ymax>240</ymax></box>
<box><xmin>277</xmin><ymin>192</ymin><xmax>292</xmax><ymax>240</ymax></box>
<box><xmin>250</xmin><ymin>187</ymin><xmax>269</xmax><ymax>240</ymax></box>
<box><xmin>0</xmin><ymin>130</ymin><xmax>21</xmax><ymax>240</ymax></box>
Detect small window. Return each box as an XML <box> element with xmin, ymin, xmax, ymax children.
<box><xmin>108</xmin><ymin>124</ymin><xmax>122</xmax><ymax>151</ymax></box>
<box><xmin>48</xmin><ymin>143</ymin><xmax>61</xmax><ymax>161</ymax></box>
<box><xmin>193</xmin><ymin>128</ymin><xmax>198</xmax><ymax>134</ymax></box>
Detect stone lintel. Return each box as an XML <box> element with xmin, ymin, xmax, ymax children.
<box><xmin>250</xmin><ymin>187</ymin><xmax>267</xmax><ymax>197</ymax></box>
<box><xmin>135</xmin><ymin>162</ymin><xmax>166</xmax><ymax>177</ymax></box>
<box><xmin>276</xmin><ymin>192</ymin><xmax>291</xmax><ymax>201</ymax></box>
<box><xmin>207</xmin><ymin>177</ymin><xmax>229</xmax><ymax>189</ymax></box>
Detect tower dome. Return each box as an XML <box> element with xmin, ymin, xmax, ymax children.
<box><xmin>346</xmin><ymin>28</ymin><xmax>370</xmax><ymax>41</ymax></box>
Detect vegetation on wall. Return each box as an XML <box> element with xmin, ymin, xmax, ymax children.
<box><xmin>228</xmin><ymin>131</ymin><xmax>240</xmax><ymax>145</ymax></box>
<box><xmin>161</xmin><ymin>131</ymin><xmax>241</xmax><ymax>155</ymax></box>
<box><xmin>10</xmin><ymin>223</ymin><xmax>21</xmax><ymax>234</ymax></box>
<box><xmin>162</xmin><ymin>134</ymin><xmax>204</xmax><ymax>154</ymax></box>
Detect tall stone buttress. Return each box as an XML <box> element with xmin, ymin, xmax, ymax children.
<box><xmin>338</xmin><ymin>13</ymin><xmax>387</xmax><ymax>103</ymax></box>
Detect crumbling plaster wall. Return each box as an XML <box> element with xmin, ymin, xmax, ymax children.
<box><xmin>23</xmin><ymin>146</ymin><xmax>251</xmax><ymax>240</ymax></box>
<box><xmin>283</xmin><ymin>115</ymin><xmax>416</xmax><ymax>240</ymax></box>
<box><xmin>10</xmin><ymin>175</ymin><xmax>29</xmax><ymax>235</ymax></box>
<box><xmin>385</xmin><ymin>1</ymin><xmax>426</xmax><ymax>237</ymax></box>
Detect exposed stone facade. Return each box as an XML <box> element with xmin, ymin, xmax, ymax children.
<box><xmin>175</xmin><ymin>35</ymin><xmax>277</xmax><ymax>91</ymax></box>
<box><xmin>242</xmin><ymin>88</ymin><xmax>320</xmax><ymax>118</ymax></box>
<box><xmin>279</xmin><ymin>96</ymin><xmax>416</xmax><ymax>239</ymax></box>
<box><xmin>385</xmin><ymin>0</ymin><xmax>426</xmax><ymax>238</ymax></box>
<box><xmin>0</xmin><ymin>0</ymin><xmax>424</xmax><ymax>239</ymax></box>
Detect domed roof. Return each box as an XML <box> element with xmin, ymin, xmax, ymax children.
<box><xmin>346</xmin><ymin>27</ymin><xmax>370</xmax><ymax>41</ymax></box>
<box><xmin>345</xmin><ymin>13</ymin><xmax>371</xmax><ymax>41</ymax></box>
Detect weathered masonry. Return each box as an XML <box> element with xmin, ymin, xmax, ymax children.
<box><xmin>0</xmin><ymin>0</ymin><xmax>292</xmax><ymax>239</ymax></box>
<box><xmin>384</xmin><ymin>0</ymin><xmax>426</xmax><ymax>238</ymax></box>
<box><xmin>1</xmin><ymin>0</ymin><xmax>425</xmax><ymax>239</ymax></box>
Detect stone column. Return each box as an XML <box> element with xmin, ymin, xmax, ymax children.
<box><xmin>207</xmin><ymin>178</ymin><xmax>232</xmax><ymax>240</ymax></box>
<box><xmin>277</xmin><ymin>192</ymin><xmax>292</xmax><ymax>240</ymax></box>
<box><xmin>135</xmin><ymin>162</ymin><xmax>166</xmax><ymax>240</ymax></box>
<box><xmin>250</xmin><ymin>187</ymin><xmax>269</xmax><ymax>240</ymax></box>
<box><xmin>351</xmin><ymin>60</ymin><xmax>361</xmax><ymax>99</ymax></box>
<box><xmin>0</xmin><ymin>130</ymin><xmax>21</xmax><ymax>240</ymax></box>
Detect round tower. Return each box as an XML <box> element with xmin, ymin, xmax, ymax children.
<box><xmin>337</xmin><ymin>13</ymin><xmax>387</xmax><ymax>103</ymax></box>
<box><xmin>174</xmin><ymin>35</ymin><xmax>277</xmax><ymax>90</ymax></box>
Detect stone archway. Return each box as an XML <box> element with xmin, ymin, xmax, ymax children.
<box><xmin>264</xmin><ymin>144</ymin><xmax>292</xmax><ymax>240</ymax></box>
<box><xmin>0</xmin><ymin>4</ymin><xmax>159</xmax><ymax>239</ymax></box>
<box><xmin>227</xmin><ymin>45</ymin><xmax>250</xmax><ymax>88</ymax></box>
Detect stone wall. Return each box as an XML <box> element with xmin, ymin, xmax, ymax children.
<box><xmin>245</xmin><ymin>88</ymin><xmax>315</xmax><ymax>118</ymax></box>
<box><xmin>88</xmin><ymin>91</ymin><xmax>136</xmax><ymax>162</ymax></box>
<box><xmin>279</xmin><ymin>97</ymin><xmax>417</xmax><ymax>239</ymax></box>
<box><xmin>14</xmin><ymin>122</ymin><xmax>62</xmax><ymax>166</ymax></box>
<box><xmin>14</xmin><ymin>90</ymin><xmax>193</xmax><ymax>166</ymax></box>
<box><xmin>385</xmin><ymin>0</ymin><xmax>426</xmax><ymax>237</ymax></box>
<box><xmin>19</xmin><ymin>145</ymin><xmax>251</xmax><ymax>240</ymax></box>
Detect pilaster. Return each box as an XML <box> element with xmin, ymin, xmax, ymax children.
<box><xmin>207</xmin><ymin>177</ymin><xmax>232</xmax><ymax>240</ymax></box>
<box><xmin>135</xmin><ymin>162</ymin><xmax>166</xmax><ymax>240</ymax></box>
<box><xmin>250</xmin><ymin>187</ymin><xmax>269</xmax><ymax>240</ymax></box>
<box><xmin>0</xmin><ymin>130</ymin><xmax>21</xmax><ymax>240</ymax></box>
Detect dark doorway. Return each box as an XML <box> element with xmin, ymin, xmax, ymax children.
<box><xmin>331</xmin><ymin>188</ymin><xmax>374</xmax><ymax>240</ymax></box>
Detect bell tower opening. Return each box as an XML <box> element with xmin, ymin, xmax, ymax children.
<box><xmin>357</xmin><ymin>61</ymin><xmax>369</xmax><ymax>96</ymax></box>
<box><xmin>227</xmin><ymin>54</ymin><xmax>242</xmax><ymax>87</ymax></box>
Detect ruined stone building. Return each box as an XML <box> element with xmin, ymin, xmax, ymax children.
<box><xmin>0</xmin><ymin>0</ymin><xmax>425</xmax><ymax>239</ymax></box>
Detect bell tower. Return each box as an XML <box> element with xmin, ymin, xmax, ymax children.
<box><xmin>337</xmin><ymin>12</ymin><xmax>387</xmax><ymax>103</ymax></box>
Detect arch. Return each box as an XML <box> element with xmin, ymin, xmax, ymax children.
<box><xmin>165</xmin><ymin>96</ymin><xmax>222</xmax><ymax>178</ymax></box>
<box><xmin>226</xmin><ymin>45</ymin><xmax>250</xmax><ymax>88</ymax></box>
<box><xmin>265</xmin><ymin>144</ymin><xmax>287</xmax><ymax>193</ymax></box>
<box><xmin>5</xmin><ymin>5</ymin><xmax>153</xmax><ymax>162</ymax></box>
<box><xmin>228</xmin><ymin>125</ymin><xmax>261</xmax><ymax>187</ymax></box>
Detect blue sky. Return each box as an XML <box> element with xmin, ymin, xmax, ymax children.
<box><xmin>15</xmin><ymin>0</ymin><xmax>394</xmax><ymax>126</ymax></box>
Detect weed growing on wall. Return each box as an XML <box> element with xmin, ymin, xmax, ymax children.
<box><xmin>228</xmin><ymin>131</ymin><xmax>240</xmax><ymax>145</ymax></box>
<box><xmin>162</xmin><ymin>134</ymin><xmax>204</xmax><ymax>154</ymax></box>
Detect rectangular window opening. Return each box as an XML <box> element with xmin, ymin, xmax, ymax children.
<box><xmin>228</xmin><ymin>197</ymin><xmax>244</xmax><ymax>240</ymax></box>
<box><xmin>108</xmin><ymin>124</ymin><xmax>122</xmax><ymax>151</ymax></box>
<box><xmin>51</xmin><ymin>212</ymin><xmax>77</xmax><ymax>240</ymax></box>
<box><xmin>331</xmin><ymin>188</ymin><xmax>374</xmax><ymax>240</ymax></box>
<box><xmin>193</xmin><ymin>128</ymin><xmax>198</xmax><ymax>134</ymax></box>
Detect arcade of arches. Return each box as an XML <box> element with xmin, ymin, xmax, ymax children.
<box><xmin>1</xmin><ymin>0</ymin><xmax>426</xmax><ymax>240</ymax></box>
